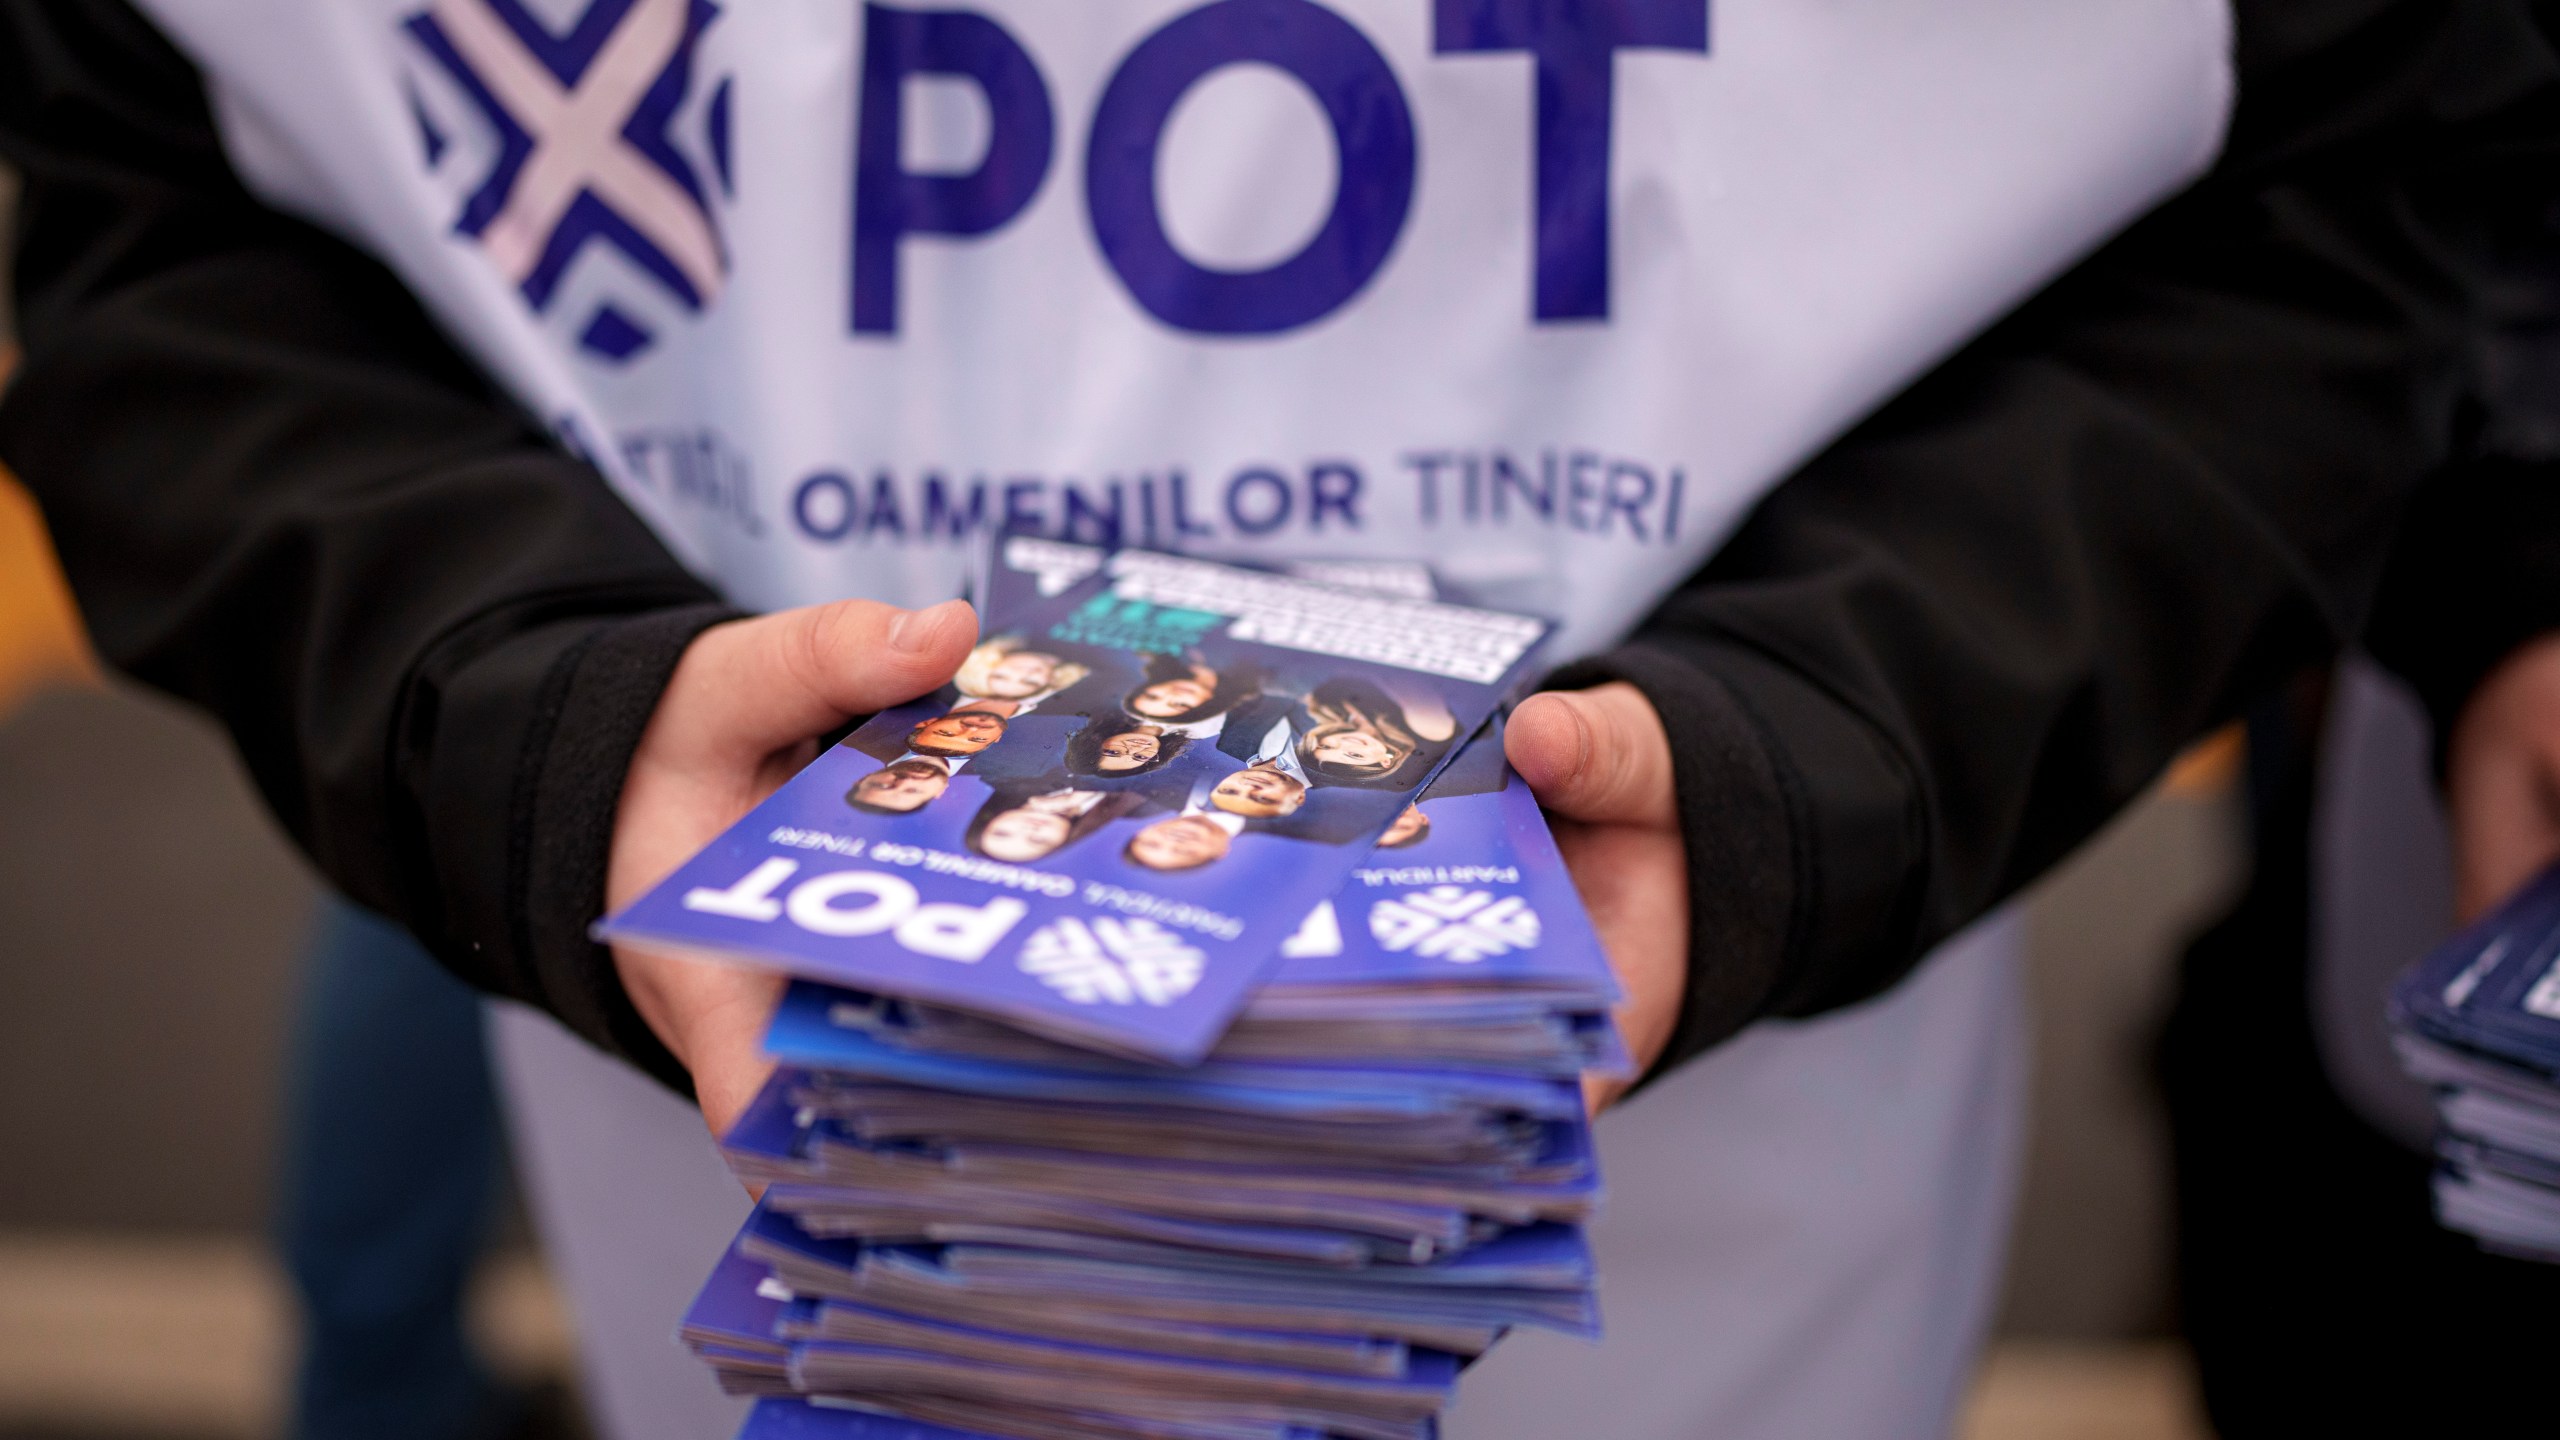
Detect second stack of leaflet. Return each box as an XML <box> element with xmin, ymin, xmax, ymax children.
<box><xmin>2391</xmin><ymin>863</ymin><xmax>2560</xmax><ymax>1264</ymax></box>
<box><xmin>682</xmin><ymin>725</ymin><xmax>1622</xmax><ymax>1440</ymax></box>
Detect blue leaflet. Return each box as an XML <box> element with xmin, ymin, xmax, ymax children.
<box><xmin>722</xmin><ymin>1070</ymin><xmax>1598</xmax><ymax>1230</ymax></box>
<box><xmin>972</xmin><ymin>534</ymin><xmax>1108</xmax><ymax>624</ymax></box>
<box><xmin>604</xmin><ymin>549</ymin><xmax>1552</xmax><ymax>1063</ymax></box>
<box><xmin>806</xmin><ymin>732</ymin><xmax>1625</xmax><ymax>1082</ymax></box>
<box><xmin>765</xmin><ymin>985</ymin><xmax>1582</xmax><ymax>1121</ymax></box>
<box><xmin>738</xmin><ymin>1400</ymin><xmax>987</xmax><ymax>1440</ymax></box>
<box><xmin>716</xmin><ymin>1196</ymin><xmax>1596</xmax><ymax>1334</ymax></box>
<box><xmin>687</xmin><ymin>545</ymin><xmax>1611</xmax><ymax>1438</ymax></box>
<box><xmin>1276</xmin><ymin>770</ymin><xmax>1614</xmax><ymax>1002</ymax></box>
<box><xmin>787</xmin><ymin>1297</ymin><xmax>1411</xmax><ymax>1374</ymax></box>
<box><xmin>698</xmin><ymin>1227</ymin><xmax>1462</xmax><ymax>1436</ymax></box>
<box><xmin>759</xmin><ymin>1181</ymin><xmax>1442</xmax><ymax>1266</ymax></box>
<box><xmin>740</xmin><ymin>1198</ymin><xmax>868</xmax><ymax>1272</ymax></box>
<box><xmin>2393</xmin><ymin>862</ymin><xmax>2560</xmax><ymax>1077</ymax></box>
<box><xmin>681</xmin><ymin>1245</ymin><xmax>797</xmax><ymax>1357</ymax></box>
<box><xmin>941</xmin><ymin>1220</ymin><xmax>1596</xmax><ymax>1293</ymax></box>
<box><xmin>724</xmin><ymin>1075</ymin><xmax>813</xmax><ymax>1172</ymax></box>
<box><xmin>783</xmin><ymin>1310</ymin><xmax>1461</xmax><ymax>1397</ymax></box>
<box><xmin>983</xmin><ymin>533</ymin><xmax>1621</xmax><ymax>1023</ymax></box>
<box><xmin>971</xmin><ymin>534</ymin><xmax>1444</xmax><ymax>630</ymax></box>
<box><xmin>2390</xmin><ymin>862</ymin><xmax>2560</xmax><ymax>1263</ymax></box>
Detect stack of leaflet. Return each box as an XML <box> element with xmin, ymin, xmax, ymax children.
<box><xmin>603</xmin><ymin>545</ymin><xmax>1625</xmax><ymax>1439</ymax></box>
<box><xmin>2390</xmin><ymin>863</ymin><xmax>2560</xmax><ymax>1263</ymax></box>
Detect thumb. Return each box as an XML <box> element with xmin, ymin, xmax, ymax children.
<box><xmin>2447</xmin><ymin>722</ymin><xmax>2560</xmax><ymax>924</ymax></box>
<box><xmin>1507</xmin><ymin>683</ymin><xmax>1678</xmax><ymax>829</ymax></box>
<box><xmin>673</xmin><ymin>597</ymin><xmax>978</xmax><ymax>759</ymax></box>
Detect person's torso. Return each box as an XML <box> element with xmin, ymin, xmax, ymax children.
<box><xmin>142</xmin><ymin>0</ymin><xmax>2233</xmax><ymax>656</ymax></box>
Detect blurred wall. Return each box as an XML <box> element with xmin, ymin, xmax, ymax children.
<box><xmin>0</xmin><ymin>160</ymin><xmax>320</xmax><ymax>1235</ymax></box>
<box><xmin>0</xmin><ymin>160</ymin><xmax>14</xmax><ymax>337</ymax></box>
<box><xmin>2007</xmin><ymin>776</ymin><xmax>2242</xmax><ymax>1336</ymax></box>
<box><xmin>0</xmin><ymin>683</ymin><xmax>316</xmax><ymax>1233</ymax></box>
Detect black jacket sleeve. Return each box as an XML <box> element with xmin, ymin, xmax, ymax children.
<box><xmin>9</xmin><ymin>0</ymin><xmax>2556</xmax><ymax>1097</ymax></box>
<box><xmin>1555</xmin><ymin>0</ymin><xmax>2560</xmax><ymax>1074</ymax></box>
<box><xmin>0</xmin><ymin>0</ymin><xmax>734</xmax><ymax>1090</ymax></box>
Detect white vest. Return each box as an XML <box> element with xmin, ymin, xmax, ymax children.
<box><xmin>140</xmin><ymin>0</ymin><xmax>2230</xmax><ymax>657</ymax></box>
<box><xmin>133</xmin><ymin>10</ymin><xmax>2238</xmax><ymax>1436</ymax></box>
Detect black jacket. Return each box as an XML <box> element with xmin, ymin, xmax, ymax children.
<box><xmin>4</xmin><ymin>0</ymin><xmax>2557</xmax><ymax>1093</ymax></box>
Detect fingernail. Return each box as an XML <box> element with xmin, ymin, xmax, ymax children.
<box><xmin>888</xmin><ymin>599</ymin><xmax>962</xmax><ymax>656</ymax></box>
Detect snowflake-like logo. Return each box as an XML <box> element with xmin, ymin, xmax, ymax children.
<box><xmin>1280</xmin><ymin>901</ymin><xmax>1342</xmax><ymax>959</ymax></box>
<box><xmin>1368</xmin><ymin>887</ymin><xmax>1541</xmax><ymax>964</ymax></box>
<box><xmin>402</xmin><ymin>0</ymin><xmax>731</xmax><ymax>363</ymax></box>
<box><xmin>1018</xmin><ymin>917</ymin><xmax>1205</xmax><ymax>1006</ymax></box>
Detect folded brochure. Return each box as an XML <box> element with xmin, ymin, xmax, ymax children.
<box><xmin>603</xmin><ymin>549</ymin><xmax>1552</xmax><ymax>1062</ymax></box>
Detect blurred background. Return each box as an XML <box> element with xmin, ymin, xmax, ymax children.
<box><xmin>0</xmin><ymin>165</ymin><xmax>2258</xmax><ymax>1440</ymax></box>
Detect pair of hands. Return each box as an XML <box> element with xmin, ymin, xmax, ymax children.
<box><xmin>607</xmin><ymin>597</ymin><xmax>1689</xmax><ymax>1138</ymax></box>
<box><xmin>606</xmin><ymin>596</ymin><xmax>2560</xmax><ymax>1139</ymax></box>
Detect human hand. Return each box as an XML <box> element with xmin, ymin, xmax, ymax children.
<box><xmin>2446</xmin><ymin>632</ymin><xmax>2560</xmax><ymax>923</ymax></box>
<box><xmin>1506</xmin><ymin>683</ymin><xmax>1687</xmax><ymax>1113</ymax></box>
<box><xmin>606</xmin><ymin>598</ymin><xmax>979</xmax><ymax>1140</ymax></box>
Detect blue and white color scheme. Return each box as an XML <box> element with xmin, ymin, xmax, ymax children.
<box><xmin>603</xmin><ymin>549</ymin><xmax>1553</xmax><ymax>1061</ymax></box>
<box><xmin>136</xmin><ymin>1</ymin><xmax>2234</xmax><ymax>1436</ymax></box>
<box><xmin>151</xmin><ymin>0</ymin><xmax>2228</xmax><ymax>654</ymax></box>
<box><xmin>2391</xmin><ymin>863</ymin><xmax>2560</xmax><ymax>1263</ymax></box>
<box><xmin>399</xmin><ymin>0</ymin><xmax>732</xmax><ymax>361</ymax></box>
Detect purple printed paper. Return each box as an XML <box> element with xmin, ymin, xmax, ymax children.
<box><xmin>973</xmin><ymin>534</ymin><xmax>1440</xmax><ymax>627</ymax></box>
<box><xmin>1267</xmin><ymin>732</ymin><xmax>1621</xmax><ymax>1005</ymax></box>
<box><xmin>602</xmin><ymin>550</ymin><xmax>1551</xmax><ymax>1062</ymax></box>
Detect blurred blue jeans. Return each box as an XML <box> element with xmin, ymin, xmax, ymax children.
<box><xmin>275</xmin><ymin>897</ymin><xmax>506</xmax><ymax>1440</ymax></box>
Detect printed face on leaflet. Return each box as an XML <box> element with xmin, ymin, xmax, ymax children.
<box><xmin>1099</xmin><ymin>732</ymin><xmax>1154</xmax><ymax>770</ymax></box>
<box><xmin>1069</xmin><ymin>723</ymin><xmax>1186</xmax><ymax>778</ymax></box>
<box><xmin>966</xmin><ymin>787</ymin><xmax>1118</xmax><ymax>863</ymax></box>
<box><xmin>956</xmin><ymin>639</ymin><xmax>1089</xmax><ymax>707</ymax></box>
<box><xmin>907</xmin><ymin>708</ymin><xmax>1008</xmax><ymax>758</ymax></box>
<box><xmin>1114</xmin><ymin>654</ymin><xmax>1262</xmax><ymax>731</ymax></box>
<box><xmin>975</xmin><ymin>807</ymin><xmax>1074</xmax><ymax>863</ymax></box>
<box><xmin>1378</xmin><ymin>804</ymin><xmax>1430</xmax><ymax>849</ymax></box>
<box><xmin>1210</xmin><ymin>763</ymin><xmax>1306</xmax><ymax>819</ymax></box>
<box><xmin>1126</xmin><ymin>814</ymin><xmax>1236</xmax><ymax>872</ymax></box>
<box><xmin>1288</xmin><ymin>678</ymin><xmax>1445</xmax><ymax>789</ymax></box>
<box><xmin>846</xmin><ymin>759</ymin><xmax>951</xmax><ymax>815</ymax></box>
<box><xmin>1311</xmin><ymin>728</ymin><xmax>1395</xmax><ymax>777</ymax></box>
<box><xmin>1131</xmin><ymin>676</ymin><xmax>1213</xmax><ymax>720</ymax></box>
<box><xmin>979</xmin><ymin>652</ymin><xmax>1057</xmax><ymax>701</ymax></box>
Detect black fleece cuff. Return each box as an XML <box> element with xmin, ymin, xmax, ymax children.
<box><xmin>1548</xmin><ymin>635</ymin><xmax>1926</xmax><ymax>1079</ymax></box>
<box><xmin>425</xmin><ymin>599</ymin><xmax>740</xmax><ymax>1095</ymax></box>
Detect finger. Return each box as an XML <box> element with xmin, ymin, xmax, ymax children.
<box><xmin>680</xmin><ymin>597</ymin><xmax>978</xmax><ymax>758</ymax></box>
<box><xmin>2445</xmin><ymin>636</ymin><xmax>2560</xmax><ymax>922</ymax></box>
<box><xmin>1551</xmin><ymin>817</ymin><xmax>1687</xmax><ymax>1088</ymax></box>
<box><xmin>611</xmin><ymin>945</ymin><xmax>783</xmax><ymax>1139</ymax></box>
<box><xmin>1506</xmin><ymin>683</ymin><xmax>1678</xmax><ymax>829</ymax></box>
<box><xmin>2447</xmin><ymin>741</ymin><xmax>2560</xmax><ymax>922</ymax></box>
<box><xmin>689</xmin><ymin>1012</ymin><xmax>781</xmax><ymax>1143</ymax></box>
